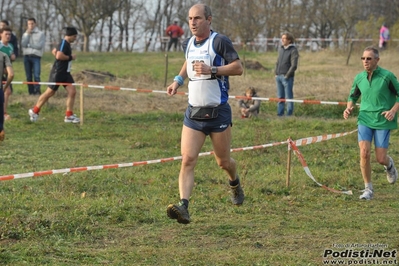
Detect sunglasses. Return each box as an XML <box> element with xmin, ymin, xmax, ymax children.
<box><xmin>360</xmin><ymin>57</ymin><xmax>374</xmax><ymax>61</ymax></box>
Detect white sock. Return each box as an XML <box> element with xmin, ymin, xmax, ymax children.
<box><xmin>365</xmin><ymin>183</ymin><xmax>373</xmax><ymax>191</ymax></box>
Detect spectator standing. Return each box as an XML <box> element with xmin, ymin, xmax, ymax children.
<box><xmin>274</xmin><ymin>32</ymin><xmax>299</xmax><ymax>116</ymax></box>
<box><xmin>28</xmin><ymin>27</ymin><xmax>80</xmax><ymax>124</ymax></box>
<box><xmin>0</xmin><ymin>26</ymin><xmax>15</xmax><ymax>120</ymax></box>
<box><xmin>0</xmin><ymin>20</ymin><xmax>18</xmax><ymax>58</ymax></box>
<box><xmin>21</xmin><ymin>17</ymin><xmax>45</xmax><ymax>95</ymax></box>
<box><xmin>0</xmin><ymin>51</ymin><xmax>14</xmax><ymax>142</ymax></box>
<box><xmin>165</xmin><ymin>20</ymin><xmax>184</xmax><ymax>51</ymax></box>
<box><xmin>238</xmin><ymin>87</ymin><xmax>261</xmax><ymax>118</ymax></box>
<box><xmin>379</xmin><ymin>23</ymin><xmax>390</xmax><ymax>50</ymax></box>
<box><xmin>166</xmin><ymin>4</ymin><xmax>244</xmax><ymax>224</ymax></box>
<box><xmin>343</xmin><ymin>46</ymin><xmax>399</xmax><ymax>200</ymax></box>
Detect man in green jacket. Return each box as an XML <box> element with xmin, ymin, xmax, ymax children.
<box><xmin>343</xmin><ymin>46</ymin><xmax>399</xmax><ymax>200</ymax></box>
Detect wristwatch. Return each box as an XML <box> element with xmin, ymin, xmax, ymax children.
<box><xmin>211</xmin><ymin>66</ymin><xmax>218</xmax><ymax>74</ymax></box>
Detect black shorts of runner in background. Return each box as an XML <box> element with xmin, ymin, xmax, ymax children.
<box><xmin>48</xmin><ymin>71</ymin><xmax>74</xmax><ymax>91</ymax></box>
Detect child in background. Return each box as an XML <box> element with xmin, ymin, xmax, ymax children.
<box><xmin>238</xmin><ymin>87</ymin><xmax>260</xmax><ymax>118</ymax></box>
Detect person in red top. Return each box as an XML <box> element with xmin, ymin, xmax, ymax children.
<box><xmin>165</xmin><ymin>20</ymin><xmax>184</xmax><ymax>51</ymax></box>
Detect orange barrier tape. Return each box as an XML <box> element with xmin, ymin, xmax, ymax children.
<box><xmin>289</xmin><ymin>139</ymin><xmax>353</xmax><ymax>195</ymax></box>
<box><xmin>0</xmin><ymin>140</ymin><xmax>289</xmax><ymax>181</ymax></box>
<box><xmin>9</xmin><ymin>81</ymin><xmax>351</xmax><ymax>106</ymax></box>
<box><xmin>1</xmin><ymin>128</ymin><xmax>357</xmax><ymax>191</ymax></box>
<box><xmin>293</xmin><ymin>129</ymin><xmax>358</xmax><ymax>147</ymax></box>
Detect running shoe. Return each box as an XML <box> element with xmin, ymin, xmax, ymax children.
<box><xmin>385</xmin><ymin>156</ymin><xmax>397</xmax><ymax>184</ymax></box>
<box><xmin>167</xmin><ymin>202</ymin><xmax>190</xmax><ymax>224</ymax></box>
<box><xmin>28</xmin><ymin>109</ymin><xmax>39</xmax><ymax>122</ymax></box>
<box><xmin>64</xmin><ymin>114</ymin><xmax>80</xmax><ymax>124</ymax></box>
<box><xmin>359</xmin><ymin>188</ymin><xmax>373</xmax><ymax>200</ymax></box>
<box><xmin>230</xmin><ymin>180</ymin><xmax>244</xmax><ymax>205</ymax></box>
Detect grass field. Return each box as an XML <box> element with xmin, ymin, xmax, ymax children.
<box><xmin>1</xmin><ymin>47</ymin><xmax>399</xmax><ymax>265</ymax></box>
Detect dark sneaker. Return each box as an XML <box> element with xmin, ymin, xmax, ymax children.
<box><xmin>385</xmin><ymin>156</ymin><xmax>398</xmax><ymax>184</ymax></box>
<box><xmin>167</xmin><ymin>202</ymin><xmax>190</xmax><ymax>224</ymax></box>
<box><xmin>0</xmin><ymin>130</ymin><xmax>4</xmax><ymax>141</ymax></box>
<box><xmin>230</xmin><ymin>181</ymin><xmax>244</xmax><ymax>205</ymax></box>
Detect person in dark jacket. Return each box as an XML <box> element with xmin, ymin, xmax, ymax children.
<box><xmin>0</xmin><ymin>20</ymin><xmax>19</xmax><ymax>58</ymax></box>
<box><xmin>274</xmin><ymin>32</ymin><xmax>299</xmax><ymax>116</ymax></box>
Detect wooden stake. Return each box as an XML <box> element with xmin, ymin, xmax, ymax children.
<box><xmin>286</xmin><ymin>140</ymin><xmax>292</xmax><ymax>187</ymax></box>
<box><xmin>164</xmin><ymin>53</ymin><xmax>168</xmax><ymax>87</ymax></box>
<box><xmin>80</xmin><ymin>85</ymin><xmax>84</xmax><ymax>125</ymax></box>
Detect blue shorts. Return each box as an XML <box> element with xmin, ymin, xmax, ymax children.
<box><xmin>183</xmin><ymin>103</ymin><xmax>232</xmax><ymax>135</ymax></box>
<box><xmin>358</xmin><ymin>124</ymin><xmax>390</xmax><ymax>148</ymax></box>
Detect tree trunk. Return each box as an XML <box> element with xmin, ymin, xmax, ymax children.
<box><xmin>107</xmin><ymin>16</ymin><xmax>113</xmax><ymax>52</ymax></box>
<box><xmin>98</xmin><ymin>19</ymin><xmax>105</xmax><ymax>52</ymax></box>
<box><xmin>145</xmin><ymin>0</ymin><xmax>162</xmax><ymax>52</ymax></box>
<box><xmin>83</xmin><ymin>34</ymin><xmax>90</xmax><ymax>52</ymax></box>
<box><xmin>117</xmin><ymin>26</ymin><xmax>123</xmax><ymax>51</ymax></box>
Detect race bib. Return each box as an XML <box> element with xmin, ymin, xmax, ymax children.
<box><xmin>187</xmin><ymin>54</ymin><xmax>212</xmax><ymax>80</ymax></box>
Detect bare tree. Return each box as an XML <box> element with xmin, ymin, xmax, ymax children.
<box><xmin>233</xmin><ymin>1</ymin><xmax>268</xmax><ymax>46</ymax></box>
<box><xmin>128</xmin><ymin>1</ymin><xmax>147</xmax><ymax>52</ymax></box>
<box><xmin>14</xmin><ymin>0</ymin><xmax>56</xmax><ymax>51</ymax></box>
<box><xmin>338</xmin><ymin>1</ymin><xmax>365</xmax><ymax>42</ymax></box>
<box><xmin>53</xmin><ymin>0</ymin><xmax>122</xmax><ymax>52</ymax></box>
<box><xmin>0</xmin><ymin>0</ymin><xmax>5</xmax><ymax>16</ymax></box>
<box><xmin>144</xmin><ymin>0</ymin><xmax>162</xmax><ymax>52</ymax></box>
<box><xmin>97</xmin><ymin>15</ymin><xmax>107</xmax><ymax>52</ymax></box>
<box><xmin>110</xmin><ymin>0</ymin><xmax>146</xmax><ymax>52</ymax></box>
<box><xmin>0</xmin><ymin>0</ymin><xmax>17</xmax><ymax>22</ymax></box>
<box><xmin>5</xmin><ymin>0</ymin><xmax>399</xmax><ymax>53</ymax></box>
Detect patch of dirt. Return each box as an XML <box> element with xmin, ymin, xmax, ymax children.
<box><xmin>244</xmin><ymin>60</ymin><xmax>270</xmax><ymax>71</ymax></box>
<box><xmin>74</xmin><ymin>70</ymin><xmax>116</xmax><ymax>84</ymax></box>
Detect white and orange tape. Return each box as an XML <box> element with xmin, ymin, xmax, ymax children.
<box><xmin>9</xmin><ymin>81</ymin><xmax>350</xmax><ymax>106</ymax></box>
<box><xmin>2</xmin><ymin>80</ymin><xmax>357</xmax><ymax>195</ymax></box>
<box><xmin>1</xmin><ymin>128</ymin><xmax>357</xmax><ymax>197</ymax></box>
<box><xmin>0</xmin><ymin>140</ymin><xmax>289</xmax><ymax>181</ymax></box>
<box><xmin>289</xmin><ymin>139</ymin><xmax>354</xmax><ymax>195</ymax></box>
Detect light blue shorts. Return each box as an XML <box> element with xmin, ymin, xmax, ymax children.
<box><xmin>358</xmin><ymin>124</ymin><xmax>390</xmax><ymax>148</ymax></box>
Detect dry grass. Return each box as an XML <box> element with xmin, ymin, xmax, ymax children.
<box><xmin>13</xmin><ymin>47</ymin><xmax>399</xmax><ymax>118</ymax></box>
<box><xmin>2</xmin><ymin>48</ymin><xmax>399</xmax><ymax>265</ymax></box>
